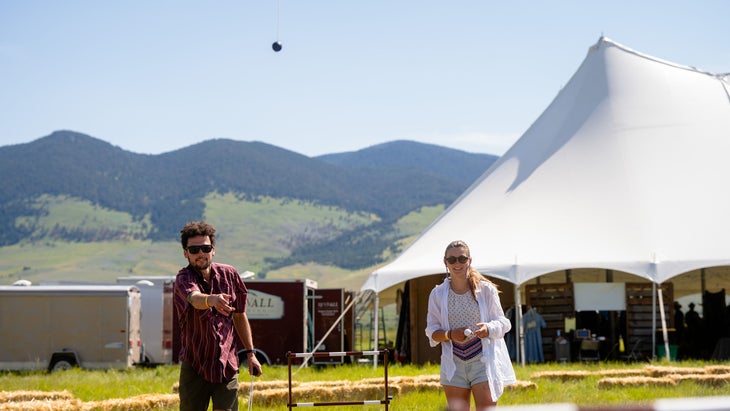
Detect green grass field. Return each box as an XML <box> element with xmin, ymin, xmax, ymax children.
<box><xmin>1</xmin><ymin>361</ymin><xmax>729</xmax><ymax>410</ymax></box>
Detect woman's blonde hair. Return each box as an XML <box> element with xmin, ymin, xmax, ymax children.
<box><xmin>444</xmin><ymin>240</ymin><xmax>496</xmax><ymax>299</ymax></box>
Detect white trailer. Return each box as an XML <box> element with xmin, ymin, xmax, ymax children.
<box><xmin>0</xmin><ymin>285</ymin><xmax>142</xmax><ymax>371</ymax></box>
<box><xmin>116</xmin><ymin>276</ymin><xmax>175</xmax><ymax>365</ymax></box>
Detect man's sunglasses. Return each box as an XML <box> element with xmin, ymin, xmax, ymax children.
<box><xmin>187</xmin><ymin>245</ymin><xmax>213</xmax><ymax>254</ymax></box>
<box><xmin>445</xmin><ymin>255</ymin><xmax>469</xmax><ymax>264</ymax></box>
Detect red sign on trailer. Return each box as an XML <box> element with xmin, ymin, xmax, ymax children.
<box><xmin>312</xmin><ymin>288</ymin><xmax>345</xmax><ymax>364</ymax></box>
<box><xmin>245</xmin><ymin>279</ymin><xmax>316</xmax><ymax>365</ymax></box>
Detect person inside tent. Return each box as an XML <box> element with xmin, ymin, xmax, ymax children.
<box><xmin>523</xmin><ymin>305</ymin><xmax>547</xmax><ymax>363</ymax></box>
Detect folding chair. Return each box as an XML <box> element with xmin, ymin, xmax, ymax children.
<box><xmin>621</xmin><ymin>338</ymin><xmax>643</xmax><ymax>362</ymax></box>
<box><xmin>579</xmin><ymin>339</ymin><xmax>600</xmax><ymax>362</ymax></box>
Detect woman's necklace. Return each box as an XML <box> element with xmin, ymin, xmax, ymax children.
<box><xmin>450</xmin><ymin>282</ymin><xmax>470</xmax><ymax>295</ymax></box>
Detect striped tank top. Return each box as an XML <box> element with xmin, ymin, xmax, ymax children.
<box><xmin>447</xmin><ymin>286</ymin><xmax>482</xmax><ymax>362</ymax></box>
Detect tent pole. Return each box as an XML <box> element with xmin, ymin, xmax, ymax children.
<box><xmin>701</xmin><ymin>268</ymin><xmax>706</xmax><ymax>294</ymax></box>
<box><xmin>372</xmin><ymin>293</ymin><xmax>379</xmax><ymax>368</ymax></box>
<box><xmin>652</xmin><ymin>283</ymin><xmax>656</xmax><ymax>360</ymax></box>
<box><xmin>514</xmin><ymin>284</ymin><xmax>524</xmax><ymax>366</ymax></box>
<box><xmin>657</xmin><ymin>284</ymin><xmax>671</xmax><ymax>361</ymax></box>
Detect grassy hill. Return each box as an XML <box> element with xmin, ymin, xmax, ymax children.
<box><xmin>0</xmin><ymin>130</ymin><xmax>496</xmax><ymax>289</ymax></box>
<box><xmin>0</xmin><ymin>192</ymin><xmax>445</xmax><ymax>290</ymax></box>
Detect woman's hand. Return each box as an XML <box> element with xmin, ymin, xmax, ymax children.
<box><xmin>454</xmin><ymin>327</ymin><xmax>474</xmax><ymax>342</ymax></box>
<box><xmin>473</xmin><ymin>322</ymin><xmax>490</xmax><ymax>339</ymax></box>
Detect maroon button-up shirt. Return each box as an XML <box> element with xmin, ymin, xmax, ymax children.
<box><xmin>174</xmin><ymin>262</ymin><xmax>248</xmax><ymax>383</ymax></box>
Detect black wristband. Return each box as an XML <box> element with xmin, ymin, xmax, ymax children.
<box><xmin>242</xmin><ymin>349</ymin><xmax>256</xmax><ymax>355</ymax></box>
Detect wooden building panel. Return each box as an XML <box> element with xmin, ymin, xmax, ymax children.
<box><xmin>625</xmin><ymin>282</ymin><xmax>674</xmax><ymax>359</ymax></box>
<box><xmin>525</xmin><ymin>283</ymin><xmax>574</xmax><ymax>361</ymax></box>
<box><xmin>407</xmin><ymin>274</ymin><xmax>514</xmax><ymax>365</ymax></box>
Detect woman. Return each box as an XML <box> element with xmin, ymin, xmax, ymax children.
<box><xmin>425</xmin><ymin>240</ymin><xmax>516</xmax><ymax>410</ymax></box>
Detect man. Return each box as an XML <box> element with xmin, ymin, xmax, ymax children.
<box><xmin>174</xmin><ymin>221</ymin><xmax>262</xmax><ymax>411</ymax></box>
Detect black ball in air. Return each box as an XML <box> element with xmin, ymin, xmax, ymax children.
<box><xmin>272</xmin><ymin>42</ymin><xmax>282</xmax><ymax>52</ymax></box>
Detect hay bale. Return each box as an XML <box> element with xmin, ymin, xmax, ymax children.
<box><xmin>598</xmin><ymin>368</ymin><xmax>646</xmax><ymax>377</ymax></box>
<box><xmin>300</xmin><ymin>379</ymin><xmax>351</xmax><ymax>388</ymax></box>
<box><xmin>346</xmin><ymin>383</ymin><xmax>395</xmax><ymax>400</ymax></box>
<box><xmin>246</xmin><ymin>387</ymin><xmax>289</xmax><ymax>408</ymax></box>
<box><xmin>704</xmin><ymin>365</ymin><xmax>730</xmax><ymax>375</ymax></box>
<box><xmin>0</xmin><ymin>391</ymin><xmax>76</xmax><ymax>403</ymax></box>
<box><xmin>669</xmin><ymin>373</ymin><xmax>730</xmax><ymax>387</ymax></box>
<box><xmin>531</xmin><ymin>370</ymin><xmax>591</xmax><ymax>381</ymax></box>
<box><xmin>84</xmin><ymin>394</ymin><xmax>179</xmax><ymax>411</ymax></box>
<box><xmin>239</xmin><ymin>379</ymin><xmax>292</xmax><ymax>394</ymax></box>
<box><xmin>412</xmin><ymin>374</ymin><xmax>440</xmax><ymax>384</ymax></box>
<box><xmin>532</xmin><ymin>368</ymin><xmax>647</xmax><ymax>380</ymax></box>
<box><xmin>362</xmin><ymin>374</ymin><xmax>440</xmax><ymax>386</ymax></box>
<box><xmin>0</xmin><ymin>399</ymin><xmax>84</xmax><ymax>411</ymax></box>
<box><xmin>506</xmin><ymin>380</ymin><xmax>538</xmax><ymax>391</ymax></box>
<box><xmin>644</xmin><ymin>365</ymin><xmax>703</xmax><ymax>377</ymax></box>
<box><xmin>396</xmin><ymin>380</ymin><xmax>441</xmax><ymax>395</ymax></box>
<box><xmin>362</xmin><ymin>376</ymin><xmax>407</xmax><ymax>385</ymax></box>
<box><xmin>598</xmin><ymin>376</ymin><xmax>676</xmax><ymax>388</ymax></box>
<box><xmin>248</xmin><ymin>381</ymin><xmax>398</xmax><ymax>408</ymax></box>
<box><xmin>249</xmin><ymin>386</ymin><xmax>343</xmax><ymax>408</ymax></box>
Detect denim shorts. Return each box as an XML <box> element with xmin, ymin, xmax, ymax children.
<box><xmin>440</xmin><ymin>356</ymin><xmax>488</xmax><ymax>389</ymax></box>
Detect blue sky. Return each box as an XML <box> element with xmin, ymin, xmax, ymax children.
<box><xmin>1</xmin><ymin>1</ymin><xmax>728</xmax><ymax>157</ymax></box>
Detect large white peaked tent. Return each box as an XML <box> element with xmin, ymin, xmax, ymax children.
<box><xmin>362</xmin><ymin>36</ymin><xmax>730</xmax><ymax>297</ymax></box>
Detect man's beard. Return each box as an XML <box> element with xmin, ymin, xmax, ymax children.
<box><xmin>191</xmin><ymin>257</ymin><xmax>212</xmax><ymax>271</ymax></box>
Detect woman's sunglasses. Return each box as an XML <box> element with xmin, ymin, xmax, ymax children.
<box><xmin>187</xmin><ymin>245</ymin><xmax>213</xmax><ymax>254</ymax></box>
<box><xmin>445</xmin><ymin>255</ymin><xmax>469</xmax><ymax>264</ymax></box>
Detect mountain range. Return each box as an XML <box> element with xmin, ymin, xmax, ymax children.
<box><xmin>1</xmin><ymin>130</ymin><xmax>498</xmax><ymax>273</ymax></box>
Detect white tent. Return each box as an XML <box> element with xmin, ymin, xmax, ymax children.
<box><xmin>360</xmin><ymin>37</ymin><xmax>730</xmax><ymax>363</ymax></box>
<box><xmin>362</xmin><ymin>36</ymin><xmax>730</xmax><ymax>293</ymax></box>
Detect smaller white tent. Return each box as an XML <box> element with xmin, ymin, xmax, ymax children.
<box><xmin>362</xmin><ymin>36</ymin><xmax>730</xmax><ymax>294</ymax></box>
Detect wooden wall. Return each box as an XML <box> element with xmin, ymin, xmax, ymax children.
<box><xmin>407</xmin><ymin>274</ymin><xmax>516</xmax><ymax>365</ymax></box>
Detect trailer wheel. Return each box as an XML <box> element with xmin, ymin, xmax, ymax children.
<box><xmin>49</xmin><ymin>353</ymin><xmax>78</xmax><ymax>372</ymax></box>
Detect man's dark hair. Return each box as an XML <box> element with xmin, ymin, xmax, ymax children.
<box><xmin>180</xmin><ymin>221</ymin><xmax>216</xmax><ymax>249</ymax></box>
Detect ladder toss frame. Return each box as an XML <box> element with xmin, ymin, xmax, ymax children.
<box><xmin>286</xmin><ymin>350</ymin><xmax>390</xmax><ymax>409</ymax></box>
